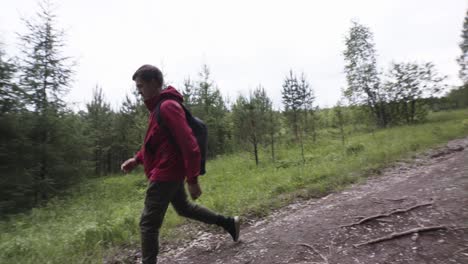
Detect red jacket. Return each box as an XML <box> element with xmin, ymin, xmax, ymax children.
<box><xmin>135</xmin><ymin>86</ymin><xmax>201</xmax><ymax>184</ymax></box>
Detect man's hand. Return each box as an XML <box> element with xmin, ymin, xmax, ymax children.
<box><xmin>187</xmin><ymin>182</ymin><xmax>202</xmax><ymax>200</ymax></box>
<box><xmin>121</xmin><ymin>157</ymin><xmax>138</xmax><ymax>173</ymax></box>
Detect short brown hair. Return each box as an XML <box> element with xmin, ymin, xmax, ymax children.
<box><xmin>132</xmin><ymin>64</ymin><xmax>164</xmax><ymax>87</ymax></box>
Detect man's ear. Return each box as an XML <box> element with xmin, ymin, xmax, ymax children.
<box><xmin>151</xmin><ymin>79</ymin><xmax>162</xmax><ymax>90</ymax></box>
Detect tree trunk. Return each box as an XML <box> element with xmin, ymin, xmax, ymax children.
<box><xmin>269</xmin><ymin>110</ymin><xmax>275</xmax><ymax>163</ymax></box>
<box><xmin>252</xmin><ymin>135</ymin><xmax>259</xmax><ymax>166</ymax></box>
<box><xmin>403</xmin><ymin>102</ymin><xmax>410</xmax><ymax>124</ymax></box>
<box><xmin>293</xmin><ymin>110</ymin><xmax>299</xmax><ymax>141</ymax></box>
<box><xmin>299</xmin><ymin>130</ymin><xmax>305</xmax><ymax>164</ymax></box>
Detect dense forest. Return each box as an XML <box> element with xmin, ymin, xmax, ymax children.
<box><xmin>1</xmin><ymin>4</ymin><xmax>467</xmax><ymax>217</ymax></box>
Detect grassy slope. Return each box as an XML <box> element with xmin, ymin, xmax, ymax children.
<box><xmin>1</xmin><ymin>109</ymin><xmax>467</xmax><ymax>264</ymax></box>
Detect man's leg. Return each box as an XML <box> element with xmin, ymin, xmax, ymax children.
<box><xmin>170</xmin><ymin>183</ymin><xmax>240</xmax><ymax>241</ymax></box>
<box><xmin>140</xmin><ymin>181</ymin><xmax>180</xmax><ymax>264</ymax></box>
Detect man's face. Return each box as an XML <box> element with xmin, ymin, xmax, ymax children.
<box><xmin>135</xmin><ymin>77</ymin><xmax>160</xmax><ymax>100</ymax></box>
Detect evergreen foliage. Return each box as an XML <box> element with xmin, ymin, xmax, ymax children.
<box><xmin>187</xmin><ymin>64</ymin><xmax>230</xmax><ymax>157</ymax></box>
<box><xmin>445</xmin><ymin>84</ymin><xmax>468</xmax><ymax>109</ymax></box>
<box><xmin>282</xmin><ymin>70</ymin><xmax>302</xmax><ymax>140</ymax></box>
<box><xmin>0</xmin><ymin>1</ymin><xmax>87</xmax><ymax>214</ymax></box>
<box><xmin>232</xmin><ymin>85</ymin><xmax>273</xmax><ymax>165</ymax></box>
<box><xmin>458</xmin><ymin>10</ymin><xmax>468</xmax><ymax>84</ymax></box>
<box><xmin>0</xmin><ymin>44</ymin><xmax>20</xmax><ymax>114</ymax></box>
<box><xmin>85</xmin><ymin>87</ymin><xmax>113</xmax><ymax>176</ymax></box>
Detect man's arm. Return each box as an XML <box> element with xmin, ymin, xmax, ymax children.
<box><xmin>160</xmin><ymin>100</ymin><xmax>201</xmax><ymax>184</ymax></box>
<box><xmin>134</xmin><ymin>150</ymin><xmax>143</xmax><ymax>164</ymax></box>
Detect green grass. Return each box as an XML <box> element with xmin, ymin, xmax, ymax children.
<box><xmin>1</xmin><ymin>109</ymin><xmax>467</xmax><ymax>264</ymax></box>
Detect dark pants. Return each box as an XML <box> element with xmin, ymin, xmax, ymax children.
<box><xmin>140</xmin><ymin>181</ymin><xmax>221</xmax><ymax>264</ymax></box>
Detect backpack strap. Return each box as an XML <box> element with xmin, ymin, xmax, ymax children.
<box><xmin>154</xmin><ymin>98</ymin><xmax>170</xmax><ymax>126</ymax></box>
<box><xmin>154</xmin><ymin>98</ymin><xmax>187</xmax><ymax>147</ymax></box>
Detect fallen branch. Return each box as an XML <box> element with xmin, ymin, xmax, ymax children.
<box><xmin>451</xmin><ymin>226</ymin><xmax>468</xmax><ymax>231</ymax></box>
<box><xmin>297</xmin><ymin>243</ymin><xmax>329</xmax><ymax>264</ymax></box>
<box><xmin>340</xmin><ymin>202</ymin><xmax>433</xmax><ymax>228</ymax></box>
<box><xmin>454</xmin><ymin>247</ymin><xmax>468</xmax><ymax>255</ymax></box>
<box><xmin>353</xmin><ymin>225</ymin><xmax>447</xmax><ymax>247</ymax></box>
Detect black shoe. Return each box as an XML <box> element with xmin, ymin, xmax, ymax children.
<box><xmin>224</xmin><ymin>216</ymin><xmax>240</xmax><ymax>242</ymax></box>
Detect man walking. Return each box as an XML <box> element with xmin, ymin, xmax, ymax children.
<box><xmin>121</xmin><ymin>64</ymin><xmax>240</xmax><ymax>264</ymax></box>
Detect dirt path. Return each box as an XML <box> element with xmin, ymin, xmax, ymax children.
<box><xmin>146</xmin><ymin>138</ymin><xmax>468</xmax><ymax>264</ymax></box>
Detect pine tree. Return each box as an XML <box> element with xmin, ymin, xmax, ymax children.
<box><xmin>182</xmin><ymin>77</ymin><xmax>195</xmax><ymax>109</ymax></box>
<box><xmin>232</xmin><ymin>86</ymin><xmax>272</xmax><ymax>165</ymax></box>
<box><xmin>0</xmin><ymin>43</ymin><xmax>21</xmax><ymax>114</ymax></box>
<box><xmin>85</xmin><ymin>86</ymin><xmax>113</xmax><ymax>175</ymax></box>
<box><xmin>19</xmin><ymin>1</ymin><xmax>73</xmax><ymax>113</ymax></box>
<box><xmin>282</xmin><ymin>70</ymin><xmax>302</xmax><ymax>140</ymax></box>
<box><xmin>298</xmin><ymin>72</ymin><xmax>317</xmax><ymax>142</ymax></box>
<box><xmin>343</xmin><ymin>21</ymin><xmax>388</xmax><ymax>127</ymax></box>
<box><xmin>0</xmin><ymin>44</ymin><xmax>33</xmax><ymax>213</ymax></box>
<box><xmin>190</xmin><ymin>64</ymin><xmax>229</xmax><ymax>157</ymax></box>
<box><xmin>17</xmin><ymin>0</ymin><xmax>77</xmax><ymax>204</ymax></box>
<box><xmin>458</xmin><ymin>10</ymin><xmax>468</xmax><ymax>84</ymax></box>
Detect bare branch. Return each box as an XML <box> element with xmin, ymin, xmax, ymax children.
<box><xmin>353</xmin><ymin>225</ymin><xmax>447</xmax><ymax>247</ymax></box>
<box><xmin>340</xmin><ymin>202</ymin><xmax>433</xmax><ymax>228</ymax></box>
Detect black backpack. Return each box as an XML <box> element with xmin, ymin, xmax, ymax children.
<box><xmin>154</xmin><ymin>99</ymin><xmax>208</xmax><ymax>175</ymax></box>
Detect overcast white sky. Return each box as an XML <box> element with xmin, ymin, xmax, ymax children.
<box><xmin>1</xmin><ymin>0</ymin><xmax>467</xmax><ymax>110</ymax></box>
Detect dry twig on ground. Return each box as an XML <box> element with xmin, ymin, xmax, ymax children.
<box><xmin>454</xmin><ymin>247</ymin><xmax>468</xmax><ymax>255</ymax></box>
<box><xmin>340</xmin><ymin>202</ymin><xmax>433</xmax><ymax>228</ymax></box>
<box><xmin>353</xmin><ymin>225</ymin><xmax>447</xmax><ymax>247</ymax></box>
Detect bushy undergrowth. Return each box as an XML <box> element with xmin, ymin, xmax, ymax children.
<box><xmin>1</xmin><ymin>109</ymin><xmax>467</xmax><ymax>264</ymax></box>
